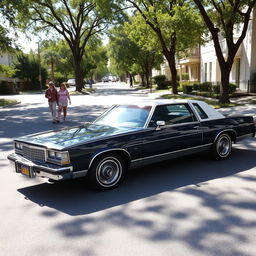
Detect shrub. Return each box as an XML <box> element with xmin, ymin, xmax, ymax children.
<box><xmin>0</xmin><ymin>81</ymin><xmax>12</xmax><ymax>94</ymax></box>
<box><xmin>153</xmin><ymin>75</ymin><xmax>169</xmax><ymax>89</ymax></box>
<box><xmin>182</xmin><ymin>83</ymin><xmax>193</xmax><ymax>94</ymax></box>
<box><xmin>200</xmin><ymin>82</ymin><xmax>212</xmax><ymax>91</ymax></box>
<box><xmin>193</xmin><ymin>83</ymin><xmax>200</xmax><ymax>91</ymax></box>
<box><xmin>182</xmin><ymin>73</ymin><xmax>189</xmax><ymax>81</ymax></box>
<box><xmin>212</xmin><ymin>83</ymin><xmax>237</xmax><ymax>94</ymax></box>
<box><xmin>229</xmin><ymin>83</ymin><xmax>237</xmax><ymax>93</ymax></box>
<box><xmin>153</xmin><ymin>75</ymin><xmax>166</xmax><ymax>84</ymax></box>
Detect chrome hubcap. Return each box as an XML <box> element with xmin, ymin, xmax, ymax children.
<box><xmin>97</xmin><ymin>158</ymin><xmax>121</xmax><ymax>186</ymax></box>
<box><xmin>217</xmin><ymin>136</ymin><xmax>230</xmax><ymax>156</ymax></box>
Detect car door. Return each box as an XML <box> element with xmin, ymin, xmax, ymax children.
<box><xmin>141</xmin><ymin>103</ymin><xmax>203</xmax><ymax>162</ymax></box>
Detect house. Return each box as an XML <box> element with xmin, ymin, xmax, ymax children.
<box><xmin>158</xmin><ymin>8</ymin><xmax>256</xmax><ymax>93</ymax></box>
<box><xmin>0</xmin><ymin>52</ymin><xmax>15</xmax><ymax>66</ymax></box>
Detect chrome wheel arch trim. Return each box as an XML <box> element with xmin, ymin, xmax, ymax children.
<box><xmin>88</xmin><ymin>148</ymin><xmax>131</xmax><ymax>170</ymax></box>
<box><xmin>213</xmin><ymin>129</ymin><xmax>237</xmax><ymax>143</ymax></box>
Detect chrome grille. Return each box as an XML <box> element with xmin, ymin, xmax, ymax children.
<box><xmin>22</xmin><ymin>145</ymin><xmax>46</xmax><ymax>162</ymax></box>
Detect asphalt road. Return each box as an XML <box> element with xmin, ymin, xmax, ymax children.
<box><xmin>0</xmin><ymin>82</ymin><xmax>256</xmax><ymax>256</ymax></box>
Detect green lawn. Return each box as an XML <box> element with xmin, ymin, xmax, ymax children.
<box><xmin>0</xmin><ymin>99</ymin><xmax>18</xmax><ymax>107</ymax></box>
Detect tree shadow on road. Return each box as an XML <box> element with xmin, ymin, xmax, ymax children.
<box><xmin>17</xmin><ymin>147</ymin><xmax>255</xmax><ymax>215</ymax></box>
<box><xmin>16</xmin><ymin>143</ymin><xmax>256</xmax><ymax>255</ymax></box>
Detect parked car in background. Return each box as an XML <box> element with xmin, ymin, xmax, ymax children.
<box><xmin>8</xmin><ymin>100</ymin><xmax>255</xmax><ymax>191</ymax></box>
<box><xmin>67</xmin><ymin>79</ymin><xmax>76</xmax><ymax>86</ymax></box>
<box><xmin>111</xmin><ymin>76</ymin><xmax>118</xmax><ymax>82</ymax></box>
<box><xmin>102</xmin><ymin>76</ymin><xmax>110</xmax><ymax>83</ymax></box>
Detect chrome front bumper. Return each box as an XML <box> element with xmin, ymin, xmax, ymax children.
<box><xmin>8</xmin><ymin>153</ymin><xmax>73</xmax><ymax>181</ymax></box>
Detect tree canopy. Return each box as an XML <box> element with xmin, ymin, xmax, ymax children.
<box><xmin>126</xmin><ymin>0</ymin><xmax>205</xmax><ymax>93</ymax></box>
<box><xmin>7</xmin><ymin>0</ymin><xmax>123</xmax><ymax>91</ymax></box>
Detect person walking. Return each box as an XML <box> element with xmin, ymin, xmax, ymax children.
<box><xmin>45</xmin><ymin>81</ymin><xmax>58</xmax><ymax>123</ymax></box>
<box><xmin>57</xmin><ymin>83</ymin><xmax>71</xmax><ymax>121</ymax></box>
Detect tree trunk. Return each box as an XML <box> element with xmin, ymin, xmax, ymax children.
<box><xmin>140</xmin><ymin>74</ymin><xmax>146</xmax><ymax>87</ymax></box>
<box><xmin>73</xmin><ymin>58</ymin><xmax>84</xmax><ymax>92</ymax></box>
<box><xmin>129</xmin><ymin>74</ymin><xmax>133</xmax><ymax>88</ymax></box>
<box><xmin>162</xmin><ymin>36</ymin><xmax>178</xmax><ymax>94</ymax></box>
<box><xmin>165</xmin><ymin>55</ymin><xmax>178</xmax><ymax>94</ymax></box>
<box><xmin>219</xmin><ymin>66</ymin><xmax>231</xmax><ymax>103</ymax></box>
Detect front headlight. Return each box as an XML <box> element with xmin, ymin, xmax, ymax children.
<box><xmin>47</xmin><ymin>150</ymin><xmax>70</xmax><ymax>165</ymax></box>
<box><xmin>15</xmin><ymin>142</ymin><xmax>23</xmax><ymax>151</ymax></box>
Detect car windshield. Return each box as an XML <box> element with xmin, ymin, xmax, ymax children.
<box><xmin>94</xmin><ymin>105</ymin><xmax>152</xmax><ymax>128</ymax></box>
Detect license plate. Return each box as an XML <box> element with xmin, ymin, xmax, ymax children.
<box><xmin>20</xmin><ymin>165</ymin><xmax>30</xmax><ymax>177</ymax></box>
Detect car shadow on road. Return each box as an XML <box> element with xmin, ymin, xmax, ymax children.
<box><xmin>17</xmin><ymin>147</ymin><xmax>256</xmax><ymax>216</ymax></box>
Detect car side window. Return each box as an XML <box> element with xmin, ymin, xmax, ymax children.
<box><xmin>192</xmin><ymin>103</ymin><xmax>208</xmax><ymax>119</ymax></box>
<box><xmin>149</xmin><ymin>104</ymin><xmax>196</xmax><ymax>127</ymax></box>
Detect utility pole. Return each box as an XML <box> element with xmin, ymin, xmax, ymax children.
<box><xmin>38</xmin><ymin>42</ymin><xmax>42</xmax><ymax>90</ymax></box>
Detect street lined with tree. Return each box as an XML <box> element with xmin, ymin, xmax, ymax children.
<box><xmin>0</xmin><ymin>0</ymin><xmax>256</xmax><ymax>102</ymax></box>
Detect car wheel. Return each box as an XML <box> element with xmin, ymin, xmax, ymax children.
<box><xmin>212</xmin><ymin>133</ymin><xmax>232</xmax><ymax>160</ymax></box>
<box><xmin>87</xmin><ymin>153</ymin><xmax>125</xmax><ymax>190</ymax></box>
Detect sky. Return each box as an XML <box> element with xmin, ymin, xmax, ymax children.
<box><xmin>16</xmin><ymin>34</ymin><xmax>38</xmax><ymax>53</ymax></box>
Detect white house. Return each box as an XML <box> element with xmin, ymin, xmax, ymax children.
<box><xmin>0</xmin><ymin>52</ymin><xmax>15</xmax><ymax>66</ymax></box>
<box><xmin>200</xmin><ymin>8</ymin><xmax>256</xmax><ymax>92</ymax></box>
<box><xmin>157</xmin><ymin>8</ymin><xmax>256</xmax><ymax>92</ymax></box>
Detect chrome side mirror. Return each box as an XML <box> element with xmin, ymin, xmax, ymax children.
<box><xmin>156</xmin><ymin>120</ymin><xmax>165</xmax><ymax>130</ymax></box>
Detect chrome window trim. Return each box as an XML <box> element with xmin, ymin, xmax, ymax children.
<box><xmin>146</xmin><ymin>103</ymin><xmax>200</xmax><ymax>128</ymax></box>
<box><xmin>131</xmin><ymin>143</ymin><xmax>213</xmax><ymax>163</ymax></box>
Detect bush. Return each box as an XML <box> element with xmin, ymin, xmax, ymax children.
<box><xmin>212</xmin><ymin>83</ymin><xmax>237</xmax><ymax>94</ymax></box>
<box><xmin>193</xmin><ymin>83</ymin><xmax>200</xmax><ymax>91</ymax></box>
<box><xmin>182</xmin><ymin>83</ymin><xmax>193</xmax><ymax>94</ymax></box>
<box><xmin>182</xmin><ymin>73</ymin><xmax>189</xmax><ymax>81</ymax></box>
<box><xmin>153</xmin><ymin>75</ymin><xmax>169</xmax><ymax>89</ymax></box>
<box><xmin>153</xmin><ymin>75</ymin><xmax>166</xmax><ymax>84</ymax></box>
<box><xmin>229</xmin><ymin>83</ymin><xmax>237</xmax><ymax>93</ymax></box>
<box><xmin>200</xmin><ymin>82</ymin><xmax>212</xmax><ymax>91</ymax></box>
<box><xmin>0</xmin><ymin>81</ymin><xmax>12</xmax><ymax>94</ymax></box>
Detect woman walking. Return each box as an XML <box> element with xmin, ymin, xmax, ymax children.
<box><xmin>45</xmin><ymin>81</ymin><xmax>58</xmax><ymax>123</ymax></box>
<box><xmin>57</xmin><ymin>83</ymin><xmax>71</xmax><ymax>121</ymax></box>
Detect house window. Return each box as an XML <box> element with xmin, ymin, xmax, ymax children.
<box><xmin>204</xmin><ymin>63</ymin><xmax>207</xmax><ymax>82</ymax></box>
<box><xmin>209</xmin><ymin>62</ymin><xmax>212</xmax><ymax>82</ymax></box>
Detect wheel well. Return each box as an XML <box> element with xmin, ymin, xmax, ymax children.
<box><xmin>89</xmin><ymin>150</ymin><xmax>131</xmax><ymax>170</ymax></box>
<box><xmin>216</xmin><ymin>130</ymin><xmax>237</xmax><ymax>143</ymax></box>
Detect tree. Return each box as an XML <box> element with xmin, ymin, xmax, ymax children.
<box><xmin>9</xmin><ymin>0</ymin><xmax>121</xmax><ymax>91</ymax></box>
<box><xmin>42</xmin><ymin>50</ymin><xmax>59</xmax><ymax>81</ymax></box>
<box><xmin>126</xmin><ymin>0</ymin><xmax>204</xmax><ymax>94</ymax></box>
<box><xmin>109</xmin><ymin>24</ymin><xmax>162</xmax><ymax>88</ymax></box>
<box><xmin>193</xmin><ymin>0</ymin><xmax>256</xmax><ymax>103</ymax></box>
<box><xmin>124</xmin><ymin>13</ymin><xmax>163</xmax><ymax>88</ymax></box>
<box><xmin>13</xmin><ymin>52</ymin><xmax>47</xmax><ymax>89</ymax></box>
<box><xmin>0</xmin><ymin>26</ymin><xmax>13</xmax><ymax>52</ymax></box>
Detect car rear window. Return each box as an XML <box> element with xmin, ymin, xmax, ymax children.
<box><xmin>193</xmin><ymin>103</ymin><xmax>208</xmax><ymax>119</ymax></box>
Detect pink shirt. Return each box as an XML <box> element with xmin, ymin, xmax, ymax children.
<box><xmin>58</xmin><ymin>89</ymin><xmax>69</xmax><ymax>106</ymax></box>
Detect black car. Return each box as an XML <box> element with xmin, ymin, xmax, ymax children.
<box><xmin>8</xmin><ymin>100</ymin><xmax>255</xmax><ymax>190</ymax></box>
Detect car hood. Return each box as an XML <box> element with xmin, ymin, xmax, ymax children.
<box><xmin>16</xmin><ymin>123</ymin><xmax>142</xmax><ymax>150</ymax></box>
